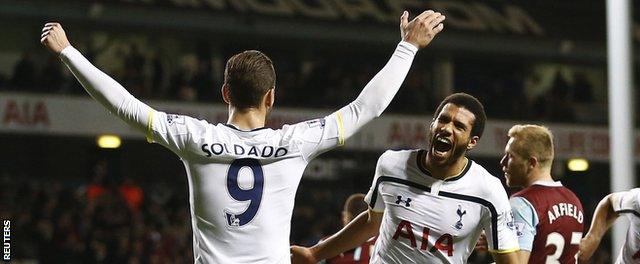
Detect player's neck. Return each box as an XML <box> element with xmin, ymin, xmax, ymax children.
<box><xmin>425</xmin><ymin>155</ymin><xmax>468</xmax><ymax>180</ymax></box>
<box><xmin>227</xmin><ymin>107</ymin><xmax>267</xmax><ymax>130</ymax></box>
<box><xmin>525</xmin><ymin>169</ymin><xmax>554</xmax><ymax>187</ymax></box>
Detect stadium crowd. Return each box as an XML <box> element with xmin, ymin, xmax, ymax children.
<box><xmin>1</xmin><ymin>160</ymin><xmax>362</xmax><ymax>263</ymax></box>
<box><xmin>1</xmin><ymin>37</ymin><xmax>606</xmax><ymax>124</ymax></box>
<box><xmin>1</xmin><ymin>164</ymin><xmax>615</xmax><ymax>263</ymax></box>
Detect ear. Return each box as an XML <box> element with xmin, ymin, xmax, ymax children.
<box><xmin>264</xmin><ymin>88</ymin><xmax>275</xmax><ymax>109</ymax></box>
<box><xmin>466</xmin><ymin>135</ymin><xmax>479</xmax><ymax>150</ymax></box>
<box><xmin>341</xmin><ymin>211</ymin><xmax>349</xmax><ymax>226</ymax></box>
<box><xmin>221</xmin><ymin>84</ymin><xmax>231</xmax><ymax>105</ymax></box>
<box><xmin>528</xmin><ymin>156</ymin><xmax>538</xmax><ymax>170</ymax></box>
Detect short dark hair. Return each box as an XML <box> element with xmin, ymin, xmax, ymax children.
<box><xmin>433</xmin><ymin>93</ymin><xmax>486</xmax><ymax>138</ymax></box>
<box><xmin>224</xmin><ymin>50</ymin><xmax>276</xmax><ymax>109</ymax></box>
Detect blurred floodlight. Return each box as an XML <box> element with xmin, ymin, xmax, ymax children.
<box><xmin>567</xmin><ymin>158</ymin><xmax>589</xmax><ymax>172</ymax></box>
<box><xmin>97</xmin><ymin>135</ymin><xmax>121</xmax><ymax>149</ymax></box>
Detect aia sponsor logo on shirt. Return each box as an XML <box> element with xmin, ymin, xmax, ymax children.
<box><xmin>392</xmin><ymin>220</ymin><xmax>455</xmax><ymax>256</ymax></box>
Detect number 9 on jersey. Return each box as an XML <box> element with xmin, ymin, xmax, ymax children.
<box><xmin>225</xmin><ymin>158</ymin><xmax>264</xmax><ymax>227</ymax></box>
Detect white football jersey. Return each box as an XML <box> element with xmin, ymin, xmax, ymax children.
<box><xmin>365</xmin><ymin>150</ymin><xmax>519</xmax><ymax>264</ymax></box>
<box><xmin>611</xmin><ymin>188</ymin><xmax>640</xmax><ymax>264</ymax></box>
<box><xmin>148</xmin><ymin>111</ymin><xmax>343</xmax><ymax>263</ymax></box>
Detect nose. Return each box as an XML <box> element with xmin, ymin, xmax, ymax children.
<box><xmin>438</xmin><ymin>122</ymin><xmax>453</xmax><ymax>135</ymax></box>
<box><xmin>499</xmin><ymin>155</ymin><xmax>507</xmax><ymax>167</ymax></box>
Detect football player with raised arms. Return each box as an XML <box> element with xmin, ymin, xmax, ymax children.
<box><xmin>292</xmin><ymin>93</ymin><xmax>520</xmax><ymax>264</ymax></box>
<box><xmin>40</xmin><ymin>10</ymin><xmax>445</xmax><ymax>263</ymax></box>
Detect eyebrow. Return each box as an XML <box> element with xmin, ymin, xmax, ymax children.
<box><xmin>453</xmin><ymin>120</ymin><xmax>467</xmax><ymax>129</ymax></box>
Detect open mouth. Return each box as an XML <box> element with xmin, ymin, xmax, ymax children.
<box><xmin>432</xmin><ymin>136</ymin><xmax>453</xmax><ymax>156</ymax></box>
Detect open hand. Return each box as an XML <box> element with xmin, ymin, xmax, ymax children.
<box><xmin>400</xmin><ymin>10</ymin><xmax>445</xmax><ymax>49</ymax></box>
<box><xmin>40</xmin><ymin>22</ymin><xmax>71</xmax><ymax>54</ymax></box>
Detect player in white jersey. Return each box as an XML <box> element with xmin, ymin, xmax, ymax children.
<box><xmin>291</xmin><ymin>93</ymin><xmax>520</xmax><ymax>264</ymax></box>
<box><xmin>40</xmin><ymin>10</ymin><xmax>445</xmax><ymax>264</ymax></box>
<box><xmin>579</xmin><ymin>188</ymin><xmax>640</xmax><ymax>263</ymax></box>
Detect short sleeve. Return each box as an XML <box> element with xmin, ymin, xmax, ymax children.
<box><xmin>292</xmin><ymin>113</ymin><xmax>344</xmax><ymax>161</ymax></box>
<box><xmin>484</xmin><ymin>182</ymin><xmax>520</xmax><ymax>253</ymax></box>
<box><xmin>148</xmin><ymin>111</ymin><xmax>208</xmax><ymax>156</ymax></box>
<box><xmin>364</xmin><ymin>152</ymin><xmax>390</xmax><ymax>212</ymax></box>
<box><xmin>510</xmin><ymin>197</ymin><xmax>538</xmax><ymax>252</ymax></box>
<box><xmin>611</xmin><ymin>188</ymin><xmax>640</xmax><ymax>214</ymax></box>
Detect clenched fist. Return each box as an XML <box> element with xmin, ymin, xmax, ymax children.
<box><xmin>41</xmin><ymin>22</ymin><xmax>71</xmax><ymax>54</ymax></box>
<box><xmin>400</xmin><ymin>10</ymin><xmax>445</xmax><ymax>49</ymax></box>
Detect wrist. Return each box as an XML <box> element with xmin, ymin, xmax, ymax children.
<box><xmin>59</xmin><ymin>45</ymin><xmax>74</xmax><ymax>57</ymax></box>
<box><xmin>584</xmin><ymin>233</ymin><xmax>602</xmax><ymax>242</ymax></box>
<box><xmin>401</xmin><ymin>39</ymin><xmax>420</xmax><ymax>50</ymax></box>
<box><xmin>309</xmin><ymin>245</ymin><xmax>321</xmax><ymax>262</ymax></box>
<box><xmin>398</xmin><ymin>41</ymin><xmax>419</xmax><ymax>55</ymax></box>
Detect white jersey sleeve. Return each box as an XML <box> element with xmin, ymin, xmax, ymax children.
<box><xmin>364</xmin><ymin>151</ymin><xmax>392</xmax><ymax>212</ymax></box>
<box><xmin>484</xmin><ymin>181</ymin><xmax>520</xmax><ymax>253</ymax></box>
<box><xmin>611</xmin><ymin>188</ymin><xmax>640</xmax><ymax>264</ymax></box>
<box><xmin>301</xmin><ymin>42</ymin><xmax>417</xmax><ymax>159</ymax></box>
<box><xmin>277</xmin><ymin>116</ymin><xmax>341</xmax><ymax>161</ymax></box>
<box><xmin>60</xmin><ymin>46</ymin><xmax>153</xmax><ymax>133</ymax></box>
<box><xmin>611</xmin><ymin>188</ymin><xmax>640</xmax><ymax>214</ymax></box>
<box><xmin>146</xmin><ymin>111</ymin><xmax>210</xmax><ymax>156</ymax></box>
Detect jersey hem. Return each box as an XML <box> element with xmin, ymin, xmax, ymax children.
<box><xmin>489</xmin><ymin>248</ymin><xmax>520</xmax><ymax>254</ymax></box>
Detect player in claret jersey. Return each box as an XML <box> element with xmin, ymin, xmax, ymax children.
<box><xmin>292</xmin><ymin>93</ymin><xmax>520</xmax><ymax>264</ymax></box>
<box><xmin>40</xmin><ymin>10</ymin><xmax>444</xmax><ymax>264</ymax></box>
<box><xmin>500</xmin><ymin>125</ymin><xmax>584</xmax><ymax>263</ymax></box>
<box><xmin>325</xmin><ymin>193</ymin><xmax>377</xmax><ymax>264</ymax></box>
<box><xmin>579</xmin><ymin>188</ymin><xmax>640</xmax><ymax>263</ymax></box>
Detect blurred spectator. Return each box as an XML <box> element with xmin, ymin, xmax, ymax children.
<box><xmin>194</xmin><ymin>59</ymin><xmax>216</xmax><ymax>102</ymax></box>
<box><xmin>11</xmin><ymin>51</ymin><xmax>37</xmax><ymax>90</ymax></box>
<box><xmin>150</xmin><ymin>51</ymin><xmax>167</xmax><ymax>98</ymax></box>
<box><xmin>170</xmin><ymin>54</ymin><xmax>199</xmax><ymax>101</ymax></box>
<box><xmin>40</xmin><ymin>56</ymin><xmax>65</xmax><ymax>92</ymax></box>
<box><xmin>86</xmin><ymin>160</ymin><xmax>108</xmax><ymax>201</ymax></box>
<box><xmin>326</xmin><ymin>193</ymin><xmax>376</xmax><ymax>264</ymax></box>
<box><xmin>534</xmin><ymin>70</ymin><xmax>576</xmax><ymax>122</ymax></box>
<box><xmin>122</xmin><ymin>44</ymin><xmax>147</xmax><ymax>97</ymax></box>
<box><xmin>119</xmin><ymin>177</ymin><xmax>144</xmax><ymax>212</ymax></box>
<box><xmin>572</xmin><ymin>71</ymin><xmax>594</xmax><ymax>103</ymax></box>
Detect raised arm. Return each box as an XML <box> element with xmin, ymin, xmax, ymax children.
<box><xmin>578</xmin><ymin>193</ymin><xmax>620</xmax><ymax>262</ymax></box>
<box><xmin>333</xmin><ymin>10</ymin><xmax>445</xmax><ymax>141</ymax></box>
<box><xmin>291</xmin><ymin>209</ymin><xmax>382</xmax><ymax>264</ymax></box>
<box><xmin>40</xmin><ymin>23</ymin><xmax>154</xmax><ymax>134</ymax></box>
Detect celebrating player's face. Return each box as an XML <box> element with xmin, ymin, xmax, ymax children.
<box><xmin>428</xmin><ymin>104</ymin><xmax>476</xmax><ymax>166</ymax></box>
<box><xmin>500</xmin><ymin>138</ymin><xmax>528</xmax><ymax>187</ymax></box>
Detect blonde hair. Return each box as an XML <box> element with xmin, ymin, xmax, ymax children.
<box><xmin>507</xmin><ymin>124</ymin><xmax>554</xmax><ymax>168</ymax></box>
